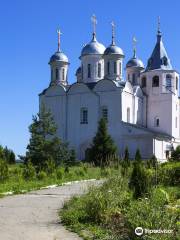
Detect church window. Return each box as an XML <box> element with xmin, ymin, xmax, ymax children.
<box><xmin>80</xmin><ymin>108</ymin><xmax>88</xmax><ymax>124</ymax></box>
<box><xmin>81</xmin><ymin>65</ymin><xmax>83</xmax><ymax>79</ymax></box>
<box><xmin>162</xmin><ymin>56</ymin><xmax>168</xmax><ymax>66</ymax></box>
<box><xmin>152</xmin><ymin>76</ymin><xmax>159</xmax><ymax>87</ymax></box>
<box><xmin>176</xmin><ymin>77</ymin><xmax>178</xmax><ymax>90</ymax></box>
<box><xmin>128</xmin><ymin>74</ymin><xmax>130</xmax><ymax>81</ymax></box>
<box><xmin>175</xmin><ymin>117</ymin><xmax>178</xmax><ymax>128</ymax></box>
<box><xmin>88</xmin><ymin>64</ymin><xmax>91</xmax><ymax>78</ymax></box>
<box><xmin>98</xmin><ymin>63</ymin><xmax>101</xmax><ymax>78</ymax></box>
<box><xmin>56</xmin><ymin>68</ymin><xmax>59</xmax><ymax>80</ymax></box>
<box><xmin>114</xmin><ymin>62</ymin><xmax>117</xmax><ymax>74</ymax></box>
<box><xmin>107</xmin><ymin>62</ymin><xmax>110</xmax><ymax>75</ymax></box>
<box><xmin>132</xmin><ymin>74</ymin><xmax>136</xmax><ymax>85</ymax></box>
<box><xmin>119</xmin><ymin>62</ymin><xmax>122</xmax><ymax>75</ymax></box>
<box><xmin>141</xmin><ymin>76</ymin><xmax>146</xmax><ymax>87</ymax></box>
<box><xmin>166</xmin><ymin>74</ymin><xmax>172</xmax><ymax>89</ymax></box>
<box><xmin>127</xmin><ymin>108</ymin><xmax>130</xmax><ymax>123</ymax></box>
<box><xmin>62</xmin><ymin>68</ymin><xmax>65</xmax><ymax>81</ymax></box>
<box><xmin>101</xmin><ymin>106</ymin><xmax>108</xmax><ymax>122</ymax></box>
<box><xmin>154</xmin><ymin>117</ymin><xmax>160</xmax><ymax>127</ymax></box>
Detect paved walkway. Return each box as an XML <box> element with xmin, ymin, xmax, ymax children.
<box><xmin>0</xmin><ymin>180</ymin><xmax>101</xmax><ymax>240</ymax></box>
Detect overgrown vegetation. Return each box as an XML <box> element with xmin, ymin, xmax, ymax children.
<box><xmin>0</xmin><ymin>163</ymin><xmax>106</xmax><ymax>196</ymax></box>
<box><xmin>61</xmin><ymin>150</ymin><xmax>180</xmax><ymax>240</ymax></box>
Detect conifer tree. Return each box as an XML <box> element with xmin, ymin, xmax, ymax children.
<box><xmin>87</xmin><ymin>118</ymin><xmax>117</xmax><ymax>167</ymax></box>
<box><xmin>129</xmin><ymin>149</ymin><xmax>149</xmax><ymax>198</ymax></box>
<box><xmin>25</xmin><ymin>105</ymin><xmax>73</xmax><ymax>171</ymax></box>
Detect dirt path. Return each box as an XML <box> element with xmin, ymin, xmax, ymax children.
<box><xmin>0</xmin><ymin>180</ymin><xmax>102</xmax><ymax>240</ymax></box>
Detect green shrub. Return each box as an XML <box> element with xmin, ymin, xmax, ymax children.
<box><xmin>159</xmin><ymin>162</ymin><xmax>180</xmax><ymax>186</ymax></box>
<box><xmin>171</xmin><ymin>146</ymin><xmax>180</xmax><ymax>162</ymax></box>
<box><xmin>100</xmin><ymin>168</ymin><xmax>111</xmax><ymax>177</ymax></box>
<box><xmin>129</xmin><ymin>160</ymin><xmax>150</xmax><ymax>199</ymax></box>
<box><xmin>23</xmin><ymin>161</ymin><xmax>36</xmax><ymax>180</ymax></box>
<box><xmin>75</xmin><ymin>168</ymin><xmax>85</xmax><ymax>177</ymax></box>
<box><xmin>37</xmin><ymin>170</ymin><xmax>47</xmax><ymax>180</ymax></box>
<box><xmin>45</xmin><ymin>157</ymin><xmax>56</xmax><ymax>175</ymax></box>
<box><xmin>56</xmin><ymin>168</ymin><xmax>63</xmax><ymax>180</ymax></box>
<box><xmin>0</xmin><ymin>159</ymin><xmax>9</xmax><ymax>181</ymax></box>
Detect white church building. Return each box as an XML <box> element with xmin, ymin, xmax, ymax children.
<box><xmin>39</xmin><ymin>17</ymin><xmax>180</xmax><ymax>161</ymax></box>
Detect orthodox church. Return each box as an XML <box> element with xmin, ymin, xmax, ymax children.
<box><xmin>39</xmin><ymin>16</ymin><xmax>180</xmax><ymax>161</ymax></box>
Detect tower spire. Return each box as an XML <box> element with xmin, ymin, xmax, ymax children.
<box><xmin>57</xmin><ymin>29</ymin><xmax>62</xmax><ymax>52</ymax></box>
<box><xmin>133</xmin><ymin>36</ymin><xmax>137</xmax><ymax>58</ymax></box>
<box><xmin>157</xmin><ymin>16</ymin><xmax>162</xmax><ymax>42</ymax></box>
<box><xmin>111</xmin><ymin>21</ymin><xmax>115</xmax><ymax>45</ymax></box>
<box><xmin>91</xmin><ymin>14</ymin><xmax>97</xmax><ymax>40</ymax></box>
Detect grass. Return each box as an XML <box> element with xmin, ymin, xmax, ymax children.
<box><xmin>60</xmin><ymin>167</ymin><xmax>180</xmax><ymax>240</ymax></box>
<box><xmin>0</xmin><ymin>163</ymin><xmax>118</xmax><ymax>197</ymax></box>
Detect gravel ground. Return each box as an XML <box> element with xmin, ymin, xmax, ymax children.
<box><xmin>0</xmin><ymin>180</ymin><xmax>102</xmax><ymax>240</ymax></box>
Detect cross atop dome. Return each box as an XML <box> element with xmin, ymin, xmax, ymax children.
<box><xmin>111</xmin><ymin>21</ymin><xmax>115</xmax><ymax>45</ymax></box>
<box><xmin>133</xmin><ymin>36</ymin><xmax>137</xmax><ymax>58</ymax></box>
<box><xmin>57</xmin><ymin>29</ymin><xmax>62</xmax><ymax>52</ymax></box>
<box><xmin>91</xmin><ymin>14</ymin><xmax>97</xmax><ymax>40</ymax></box>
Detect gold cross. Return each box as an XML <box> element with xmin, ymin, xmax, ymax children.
<box><xmin>91</xmin><ymin>14</ymin><xmax>97</xmax><ymax>34</ymax></box>
<box><xmin>57</xmin><ymin>29</ymin><xmax>62</xmax><ymax>51</ymax></box>
<box><xmin>111</xmin><ymin>21</ymin><xmax>115</xmax><ymax>44</ymax></box>
<box><xmin>133</xmin><ymin>36</ymin><xmax>137</xmax><ymax>57</ymax></box>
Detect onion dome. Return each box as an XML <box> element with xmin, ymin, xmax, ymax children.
<box><xmin>49</xmin><ymin>29</ymin><xmax>69</xmax><ymax>64</ymax></box>
<box><xmin>81</xmin><ymin>33</ymin><xmax>105</xmax><ymax>57</ymax></box>
<box><xmin>126</xmin><ymin>37</ymin><xmax>144</xmax><ymax>69</ymax></box>
<box><xmin>104</xmin><ymin>22</ymin><xmax>124</xmax><ymax>56</ymax></box>
<box><xmin>126</xmin><ymin>56</ymin><xmax>144</xmax><ymax>69</ymax></box>
<box><xmin>104</xmin><ymin>21</ymin><xmax>124</xmax><ymax>56</ymax></box>
<box><xmin>49</xmin><ymin>51</ymin><xmax>68</xmax><ymax>63</ymax></box>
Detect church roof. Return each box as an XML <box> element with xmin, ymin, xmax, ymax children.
<box><xmin>146</xmin><ymin>29</ymin><xmax>172</xmax><ymax>71</ymax></box>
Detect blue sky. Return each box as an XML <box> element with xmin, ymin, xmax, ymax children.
<box><xmin>0</xmin><ymin>0</ymin><xmax>180</xmax><ymax>157</ymax></box>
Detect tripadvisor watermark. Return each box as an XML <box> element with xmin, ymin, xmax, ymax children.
<box><xmin>135</xmin><ymin>227</ymin><xmax>173</xmax><ymax>236</ymax></box>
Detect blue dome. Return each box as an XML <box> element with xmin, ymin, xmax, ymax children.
<box><xmin>49</xmin><ymin>51</ymin><xmax>68</xmax><ymax>63</ymax></box>
<box><xmin>104</xmin><ymin>44</ymin><xmax>124</xmax><ymax>56</ymax></box>
<box><xmin>126</xmin><ymin>57</ymin><xmax>144</xmax><ymax>69</ymax></box>
<box><xmin>81</xmin><ymin>35</ymin><xmax>105</xmax><ymax>57</ymax></box>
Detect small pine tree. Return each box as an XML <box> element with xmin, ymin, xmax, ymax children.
<box><xmin>129</xmin><ymin>149</ymin><xmax>150</xmax><ymax>198</ymax></box>
<box><xmin>171</xmin><ymin>146</ymin><xmax>180</xmax><ymax>162</ymax></box>
<box><xmin>87</xmin><ymin>118</ymin><xmax>117</xmax><ymax>167</ymax></box>
<box><xmin>135</xmin><ymin>149</ymin><xmax>142</xmax><ymax>162</ymax></box>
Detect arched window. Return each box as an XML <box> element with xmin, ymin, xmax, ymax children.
<box><xmin>132</xmin><ymin>73</ymin><xmax>136</xmax><ymax>85</ymax></box>
<box><xmin>88</xmin><ymin>64</ymin><xmax>91</xmax><ymax>78</ymax></box>
<box><xmin>80</xmin><ymin>108</ymin><xmax>88</xmax><ymax>124</ymax></box>
<box><xmin>175</xmin><ymin>117</ymin><xmax>178</xmax><ymax>128</ymax></box>
<box><xmin>56</xmin><ymin>68</ymin><xmax>59</xmax><ymax>80</ymax></box>
<box><xmin>81</xmin><ymin>65</ymin><xmax>83</xmax><ymax>79</ymax></box>
<box><xmin>127</xmin><ymin>108</ymin><xmax>130</xmax><ymax>123</ymax></box>
<box><xmin>176</xmin><ymin>77</ymin><xmax>178</xmax><ymax>90</ymax></box>
<box><xmin>98</xmin><ymin>63</ymin><xmax>101</xmax><ymax>78</ymax></box>
<box><xmin>162</xmin><ymin>56</ymin><xmax>168</xmax><ymax>66</ymax></box>
<box><xmin>62</xmin><ymin>68</ymin><xmax>65</xmax><ymax>81</ymax></box>
<box><xmin>166</xmin><ymin>74</ymin><xmax>172</xmax><ymax>89</ymax></box>
<box><xmin>141</xmin><ymin>76</ymin><xmax>146</xmax><ymax>87</ymax></box>
<box><xmin>51</xmin><ymin>69</ymin><xmax>53</xmax><ymax>80</ymax></box>
<box><xmin>119</xmin><ymin>62</ymin><xmax>122</xmax><ymax>75</ymax></box>
<box><xmin>152</xmin><ymin>76</ymin><xmax>159</xmax><ymax>87</ymax></box>
<box><xmin>107</xmin><ymin>62</ymin><xmax>110</xmax><ymax>75</ymax></box>
<box><xmin>114</xmin><ymin>62</ymin><xmax>117</xmax><ymax>74</ymax></box>
<box><xmin>154</xmin><ymin>117</ymin><xmax>160</xmax><ymax>127</ymax></box>
<box><xmin>101</xmin><ymin>106</ymin><xmax>108</xmax><ymax>122</ymax></box>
